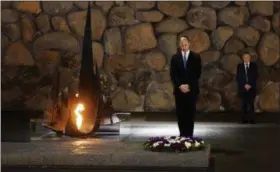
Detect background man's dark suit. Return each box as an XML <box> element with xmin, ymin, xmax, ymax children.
<box><xmin>170</xmin><ymin>50</ymin><xmax>202</xmax><ymax>137</ymax></box>
<box><xmin>236</xmin><ymin>62</ymin><xmax>259</xmax><ymax>122</ymax></box>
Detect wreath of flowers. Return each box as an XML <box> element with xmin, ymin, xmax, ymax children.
<box><xmin>143</xmin><ymin>136</ymin><xmax>205</xmax><ymax>152</ymax></box>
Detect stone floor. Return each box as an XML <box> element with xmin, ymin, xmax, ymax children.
<box><xmin>201</xmin><ymin>123</ymin><xmax>280</xmax><ymax>172</ymax></box>
<box><xmin>2</xmin><ymin>120</ymin><xmax>280</xmax><ymax>172</ymax></box>
<box><xmin>1</xmin><ymin>138</ymin><xmax>210</xmax><ymax>168</ymax></box>
<box><xmin>119</xmin><ymin>121</ymin><xmax>280</xmax><ymax>172</ymax></box>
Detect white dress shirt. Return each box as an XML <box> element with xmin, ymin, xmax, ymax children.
<box><xmin>244</xmin><ymin>62</ymin><xmax>250</xmax><ymax>69</ymax></box>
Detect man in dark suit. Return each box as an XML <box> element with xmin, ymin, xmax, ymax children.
<box><xmin>170</xmin><ymin>37</ymin><xmax>202</xmax><ymax>137</ymax></box>
<box><xmin>236</xmin><ymin>53</ymin><xmax>259</xmax><ymax>124</ymax></box>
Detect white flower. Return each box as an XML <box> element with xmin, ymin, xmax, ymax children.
<box><xmin>164</xmin><ymin>144</ymin><xmax>171</xmax><ymax>147</ymax></box>
<box><xmin>194</xmin><ymin>141</ymin><xmax>200</xmax><ymax>147</ymax></box>
<box><xmin>201</xmin><ymin>141</ymin><xmax>204</xmax><ymax>144</ymax></box>
<box><xmin>184</xmin><ymin>142</ymin><xmax>192</xmax><ymax>149</ymax></box>
<box><xmin>180</xmin><ymin>137</ymin><xmax>186</xmax><ymax>141</ymax></box>
<box><xmin>169</xmin><ymin>140</ymin><xmax>176</xmax><ymax>144</ymax></box>
<box><xmin>153</xmin><ymin>142</ymin><xmax>160</xmax><ymax>147</ymax></box>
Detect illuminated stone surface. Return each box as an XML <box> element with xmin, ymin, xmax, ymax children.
<box><xmin>2</xmin><ymin>139</ymin><xmax>210</xmax><ymax>168</ymax></box>
<box><xmin>2</xmin><ymin>121</ymin><xmax>280</xmax><ymax>172</ymax></box>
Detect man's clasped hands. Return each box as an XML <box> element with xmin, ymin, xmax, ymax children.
<box><xmin>244</xmin><ymin>84</ymin><xmax>251</xmax><ymax>90</ymax></box>
<box><xmin>179</xmin><ymin>84</ymin><xmax>190</xmax><ymax>93</ymax></box>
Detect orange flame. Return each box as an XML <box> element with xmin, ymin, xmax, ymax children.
<box><xmin>74</xmin><ymin>103</ymin><xmax>84</xmax><ymax>130</ymax></box>
<box><xmin>74</xmin><ymin>94</ymin><xmax>84</xmax><ymax>130</ymax></box>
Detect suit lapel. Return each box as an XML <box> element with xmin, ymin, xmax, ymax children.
<box><xmin>248</xmin><ymin>63</ymin><xmax>252</xmax><ymax>71</ymax></box>
<box><xmin>177</xmin><ymin>52</ymin><xmax>185</xmax><ymax>69</ymax></box>
<box><xmin>185</xmin><ymin>51</ymin><xmax>193</xmax><ymax>69</ymax></box>
<box><xmin>243</xmin><ymin>63</ymin><xmax>252</xmax><ymax>74</ymax></box>
<box><xmin>241</xmin><ymin>63</ymin><xmax>246</xmax><ymax>75</ymax></box>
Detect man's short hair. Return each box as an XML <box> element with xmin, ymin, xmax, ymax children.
<box><xmin>242</xmin><ymin>52</ymin><xmax>251</xmax><ymax>57</ymax></box>
<box><xmin>179</xmin><ymin>36</ymin><xmax>190</xmax><ymax>45</ymax></box>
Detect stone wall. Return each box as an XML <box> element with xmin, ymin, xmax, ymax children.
<box><xmin>1</xmin><ymin>1</ymin><xmax>280</xmax><ymax>113</ymax></box>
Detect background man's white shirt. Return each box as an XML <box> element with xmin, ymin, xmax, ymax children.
<box><xmin>244</xmin><ymin>63</ymin><xmax>250</xmax><ymax>68</ymax></box>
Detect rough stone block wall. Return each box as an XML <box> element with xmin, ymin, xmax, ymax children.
<box><xmin>1</xmin><ymin>1</ymin><xmax>280</xmax><ymax>112</ymax></box>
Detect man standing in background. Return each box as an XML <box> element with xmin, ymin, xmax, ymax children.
<box><xmin>236</xmin><ymin>53</ymin><xmax>259</xmax><ymax>124</ymax></box>
<box><xmin>170</xmin><ymin>37</ymin><xmax>202</xmax><ymax>137</ymax></box>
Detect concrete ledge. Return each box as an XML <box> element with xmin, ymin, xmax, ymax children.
<box><xmin>1</xmin><ymin>109</ymin><xmax>43</xmax><ymax>142</ymax></box>
<box><xmin>2</xmin><ymin>160</ymin><xmax>215</xmax><ymax>172</ymax></box>
<box><xmin>2</xmin><ymin>139</ymin><xmax>211</xmax><ymax>170</ymax></box>
<box><xmin>129</xmin><ymin>112</ymin><xmax>280</xmax><ymax>123</ymax></box>
<box><xmin>1</xmin><ymin>115</ymin><xmax>31</xmax><ymax>142</ymax></box>
<box><xmin>119</xmin><ymin>120</ymin><xmax>279</xmax><ymax>143</ymax></box>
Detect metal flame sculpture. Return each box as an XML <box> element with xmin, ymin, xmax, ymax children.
<box><xmin>43</xmin><ymin>2</ymin><xmax>115</xmax><ymax>137</ymax></box>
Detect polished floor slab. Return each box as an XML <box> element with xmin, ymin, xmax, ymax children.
<box><xmin>2</xmin><ymin>138</ymin><xmax>212</xmax><ymax>172</ymax></box>
<box><xmin>3</xmin><ymin>113</ymin><xmax>280</xmax><ymax>172</ymax></box>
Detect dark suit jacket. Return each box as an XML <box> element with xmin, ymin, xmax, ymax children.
<box><xmin>170</xmin><ymin>50</ymin><xmax>202</xmax><ymax>96</ymax></box>
<box><xmin>235</xmin><ymin>62</ymin><xmax>259</xmax><ymax>96</ymax></box>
